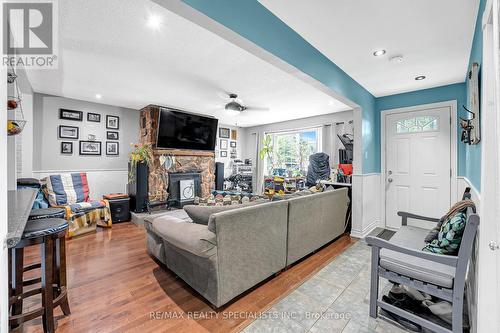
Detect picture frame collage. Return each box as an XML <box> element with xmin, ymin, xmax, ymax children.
<box><xmin>58</xmin><ymin>108</ymin><xmax>120</xmax><ymax>156</ymax></box>
<box><xmin>218</xmin><ymin>127</ymin><xmax>237</xmax><ymax>159</ymax></box>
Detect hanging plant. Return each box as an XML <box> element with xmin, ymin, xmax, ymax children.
<box><xmin>128</xmin><ymin>143</ymin><xmax>153</xmax><ymax>182</ymax></box>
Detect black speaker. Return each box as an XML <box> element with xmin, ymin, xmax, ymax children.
<box><xmin>128</xmin><ymin>162</ymin><xmax>149</xmax><ymax>213</ymax></box>
<box><xmin>215</xmin><ymin>162</ymin><xmax>224</xmax><ymax>191</ymax></box>
<box><xmin>108</xmin><ymin>197</ymin><xmax>131</xmax><ymax>223</ymax></box>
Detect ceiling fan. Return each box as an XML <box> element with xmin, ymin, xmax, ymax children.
<box><xmin>224</xmin><ymin>93</ymin><xmax>269</xmax><ymax>113</ymax></box>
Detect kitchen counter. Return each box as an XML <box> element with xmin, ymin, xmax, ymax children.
<box><xmin>6</xmin><ymin>188</ymin><xmax>37</xmax><ymax>248</ymax></box>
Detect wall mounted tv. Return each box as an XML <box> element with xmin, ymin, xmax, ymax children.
<box><xmin>156</xmin><ymin>108</ymin><xmax>219</xmax><ymax>151</ymax></box>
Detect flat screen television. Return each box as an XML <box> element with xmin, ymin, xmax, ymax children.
<box><xmin>156</xmin><ymin>108</ymin><xmax>218</xmax><ymax>151</ymax></box>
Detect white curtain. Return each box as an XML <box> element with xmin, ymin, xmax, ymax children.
<box><xmin>252</xmin><ymin>132</ymin><xmax>265</xmax><ymax>194</ymax></box>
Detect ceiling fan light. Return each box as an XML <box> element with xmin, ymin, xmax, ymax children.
<box><xmin>225</xmin><ymin>101</ymin><xmax>244</xmax><ymax>112</ymax></box>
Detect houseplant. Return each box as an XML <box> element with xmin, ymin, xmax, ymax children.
<box><xmin>128</xmin><ymin>143</ymin><xmax>153</xmax><ymax>182</ymax></box>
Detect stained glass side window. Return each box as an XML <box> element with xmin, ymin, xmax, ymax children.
<box><xmin>396</xmin><ymin>116</ymin><xmax>438</xmax><ymax>133</ymax></box>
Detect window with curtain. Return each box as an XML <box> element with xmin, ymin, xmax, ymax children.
<box><xmin>264</xmin><ymin>128</ymin><xmax>321</xmax><ymax>177</ymax></box>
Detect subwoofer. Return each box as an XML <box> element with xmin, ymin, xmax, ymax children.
<box><xmin>108</xmin><ymin>197</ymin><xmax>131</xmax><ymax>223</ymax></box>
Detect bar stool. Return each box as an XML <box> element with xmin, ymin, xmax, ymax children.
<box><xmin>9</xmin><ymin>216</ymin><xmax>70</xmax><ymax>333</ymax></box>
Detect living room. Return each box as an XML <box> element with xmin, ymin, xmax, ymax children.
<box><xmin>1</xmin><ymin>0</ymin><xmax>499</xmax><ymax>333</ymax></box>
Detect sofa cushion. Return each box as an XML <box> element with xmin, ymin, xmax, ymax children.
<box><xmin>184</xmin><ymin>200</ymin><xmax>266</xmax><ymax>226</ymax></box>
<box><xmin>152</xmin><ymin>217</ymin><xmax>216</xmax><ymax>258</ymax></box>
<box><xmin>380</xmin><ymin>225</ymin><xmax>456</xmax><ymax>288</ymax></box>
<box><xmin>42</xmin><ymin>173</ymin><xmax>90</xmax><ymax>206</ymax></box>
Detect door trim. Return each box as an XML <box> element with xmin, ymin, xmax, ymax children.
<box><xmin>380</xmin><ymin>100</ymin><xmax>458</xmax><ymax>229</ymax></box>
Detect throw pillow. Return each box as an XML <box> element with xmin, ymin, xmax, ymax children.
<box><xmin>422</xmin><ymin>211</ymin><xmax>467</xmax><ymax>255</ymax></box>
<box><xmin>184</xmin><ymin>200</ymin><xmax>264</xmax><ymax>226</ymax></box>
<box><xmin>424</xmin><ymin>220</ymin><xmax>444</xmax><ymax>243</ymax></box>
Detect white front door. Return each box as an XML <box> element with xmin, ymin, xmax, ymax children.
<box><xmin>385</xmin><ymin>106</ymin><xmax>451</xmax><ymax>229</ymax></box>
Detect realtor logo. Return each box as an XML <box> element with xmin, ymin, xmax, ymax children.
<box><xmin>2</xmin><ymin>1</ymin><xmax>58</xmax><ymax>68</ymax></box>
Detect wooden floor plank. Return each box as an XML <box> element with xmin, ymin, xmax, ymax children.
<box><xmin>17</xmin><ymin>222</ymin><xmax>355</xmax><ymax>333</ymax></box>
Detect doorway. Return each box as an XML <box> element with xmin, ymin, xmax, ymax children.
<box><xmin>381</xmin><ymin>101</ymin><xmax>457</xmax><ymax>229</ymax></box>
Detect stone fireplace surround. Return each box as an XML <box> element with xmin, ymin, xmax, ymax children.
<box><xmin>139</xmin><ymin>105</ymin><xmax>216</xmax><ymax>203</ymax></box>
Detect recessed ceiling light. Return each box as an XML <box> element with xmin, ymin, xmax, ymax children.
<box><xmin>95</xmin><ymin>94</ymin><xmax>102</xmax><ymax>99</ymax></box>
<box><xmin>147</xmin><ymin>14</ymin><xmax>162</xmax><ymax>30</ymax></box>
<box><xmin>373</xmin><ymin>49</ymin><xmax>386</xmax><ymax>57</ymax></box>
<box><xmin>389</xmin><ymin>55</ymin><xmax>404</xmax><ymax>63</ymax></box>
<box><xmin>415</xmin><ymin>75</ymin><xmax>426</xmax><ymax>81</ymax></box>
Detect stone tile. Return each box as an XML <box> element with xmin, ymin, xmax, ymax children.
<box><xmin>309</xmin><ymin>308</ymin><xmax>351</xmax><ymax>333</ymax></box>
<box><xmin>375</xmin><ymin>318</ymin><xmax>410</xmax><ymax>333</ymax></box>
<box><xmin>342</xmin><ymin>319</ymin><xmax>377</xmax><ymax>333</ymax></box>
<box><xmin>242</xmin><ymin>315</ymin><xmax>307</xmax><ymax>333</ymax></box>
<box><xmin>295</xmin><ymin>276</ymin><xmax>344</xmax><ymax>307</ymax></box>
<box><xmin>243</xmin><ymin>238</ymin><xmax>407</xmax><ymax>333</ymax></box>
<box><xmin>269</xmin><ymin>289</ymin><xmax>328</xmax><ymax>330</ymax></box>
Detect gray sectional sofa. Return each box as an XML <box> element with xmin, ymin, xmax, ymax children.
<box><xmin>145</xmin><ymin>187</ymin><xmax>349</xmax><ymax>307</ymax></box>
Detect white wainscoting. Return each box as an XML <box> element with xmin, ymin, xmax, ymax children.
<box><xmin>351</xmin><ymin>173</ymin><xmax>381</xmax><ymax>238</ymax></box>
<box><xmin>32</xmin><ymin>169</ymin><xmax>128</xmax><ymax>199</ymax></box>
<box><xmin>457</xmin><ymin>177</ymin><xmax>481</xmax><ymax>210</ymax></box>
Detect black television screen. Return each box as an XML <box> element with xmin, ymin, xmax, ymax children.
<box><xmin>156</xmin><ymin>108</ymin><xmax>218</xmax><ymax>151</ymax></box>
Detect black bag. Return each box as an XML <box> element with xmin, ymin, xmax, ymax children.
<box><xmin>306</xmin><ymin>153</ymin><xmax>330</xmax><ymax>187</ymax></box>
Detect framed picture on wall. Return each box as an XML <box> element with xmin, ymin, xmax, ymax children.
<box><xmin>61</xmin><ymin>142</ymin><xmax>73</xmax><ymax>154</ymax></box>
<box><xmin>79</xmin><ymin>141</ymin><xmax>102</xmax><ymax>155</ymax></box>
<box><xmin>87</xmin><ymin>113</ymin><xmax>101</xmax><ymax>122</ymax></box>
<box><xmin>220</xmin><ymin>139</ymin><xmax>228</xmax><ymax>150</ymax></box>
<box><xmin>106</xmin><ymin>131</ymin><xmax>119</xmax><ymax>140</ymax></box>
<box><xmin>106</xmin><ymin>115</ymin><xmax>120</xmax><ymax>129</ymax></box>
<box><xmin>219</xmin><ymin>127</ymin><xmax>230</xmax><ymax>138</ymax></box>
<box><xmin>106</xmin><ymin>141</ymin><xmax>119</xmax><ymax>156</ymax></box>
<box><xmin>230</xmin><ymin>141</ymin><xmax>236</xmax><ymax>148</ymax></box>
<box><xmin>220</xmin><ymin>151</ymin><xmax>227</xmax><ymax>157</ymax></box>
<box><xmin>58</xmin><ymin>125</ymin><xmax>79</xmax><ymax>139</ymax></box>
<box><xmin>231</xmin><ymin>129</ymin><xmax>237</xmax><ymax>140</ymax></box>
<box><xmin>59</xmin><ymin>109</ymin><xmax>83</xmax><ymax>121</ymax></box>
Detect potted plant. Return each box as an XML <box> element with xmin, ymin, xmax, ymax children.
<box><xmin>128</xmin><ymin>143</ymin><xmax>153</xmax><ymax>183</ymax></box>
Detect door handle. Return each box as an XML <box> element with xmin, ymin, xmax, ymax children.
<box><xmin>489</xmin><ymin>241</ymin><xmax>499</xmax><ymax>251</ymax></box>
<box><xmin>388</xmin><ymin>178</ymin><xmax>393</xmax><ymax>183</ymax></box>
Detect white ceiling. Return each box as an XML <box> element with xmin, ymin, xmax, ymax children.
<box><xmin>259</xmin><ymin>0</ymin><xmax>479</xmax><ymax>97</ymax></box>
<box><xmin>25</xmin><ymin>0</ymin><xmax>350</xmax><ymax>127</ymax></box>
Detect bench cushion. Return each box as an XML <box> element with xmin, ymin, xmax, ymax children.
<box><xmin>380</xmin><ymin>226</ymin><xmax>456</xmax><ymax>288</ymax></box>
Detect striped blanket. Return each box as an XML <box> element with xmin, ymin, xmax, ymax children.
<box><xmin>42</xmin><ymin>173</ymin><xmax>90</xmax><ymax>206</ymax></box>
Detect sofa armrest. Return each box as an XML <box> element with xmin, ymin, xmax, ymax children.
<box><xmin>365</xmin><ymin>236</ymin><xmax>458</xmax><ymax>267</ymax></box>
<box><xmin>397</xmin><ymin>211</ymin><xmax>440</xmax><ymax>226</ymax></box>
<box><xmin>152</xmin><ymin>219</ymin><xmax>216</xmax><ymax>259</ymax></box>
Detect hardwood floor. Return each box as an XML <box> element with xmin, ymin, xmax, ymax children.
<box><xmin>18</xmin><ymin>223</ymin><xmax>356</xmax><ymax>333</ymax></box>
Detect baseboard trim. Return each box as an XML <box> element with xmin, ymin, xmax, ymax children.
<box><xmin>350</xmin><ymin>219</ymin><xmax>379</xmax><ymax>239</ymax></box>
<box><xmin>33</xmin><ymin>168</ymin><xmax>127</xmax><ymax>173</ymax></box>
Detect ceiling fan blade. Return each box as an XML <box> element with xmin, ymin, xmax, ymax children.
<box><xmin>244</xmin><ymin>106</ymin><xmax>270</xmax><ymax>111</ymax></box>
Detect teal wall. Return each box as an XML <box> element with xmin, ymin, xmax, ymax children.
<box><xmin>182</xmin><ymin>0</ymin><xmax>378</xmax><ymax>173</ymax></box>
<box><xmin>182</xmin><ymin>0</ymin><xmax>483</xmax><ymax>189</ymax></box>
<box><xmin>463</xmin><ymin>0</ymin><xmax>486</xmax><ymax>190</ymax></box>
<box><xmin>376</xmin><ymin>83</ymin><xmax>467</xmax><ymax>176</ymax></box>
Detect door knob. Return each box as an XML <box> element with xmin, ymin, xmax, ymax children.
<box><xmin>388</xmin><ymin>170</ymin><xmax>393</xmax><ymax>175</ymax></box>
<box><xmin>489</xmin><ymin>241</ymin><xmax>499</xmax><ymax>251</ymax></box>
<box><xmin>388</xmin><ymin>178</ymin><xmax>393</xmax><ymax>183</ymax></box>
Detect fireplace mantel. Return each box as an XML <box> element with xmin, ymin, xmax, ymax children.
<box><xmin>153</xmin><ymin>149</ymin><xmax>215</xmax><ymax>158</ymax></box>
<box><xmin>139</xmin><ymin>105</ymin><xmax>216</xmax><ymax>202</ymax></box>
